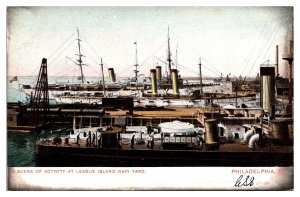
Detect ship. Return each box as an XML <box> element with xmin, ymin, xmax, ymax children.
<box><xmin>18</xmin><ymin>28</ymin><xmax>257</xmax><ymax>109</ymax></box>
<box><xmin>35</xmin><ymin>116</ymin><xmax>293</xmax><ymax>167</ymax></box>
<box><xmin>34</xmin><ymin>58</ymin><xmax>293</xmax><ymax>167</ymax></box>
<box><xmin>12</xmin><ymin>26</ymin><xmax>292</xmax><ymax>168</ymax></box>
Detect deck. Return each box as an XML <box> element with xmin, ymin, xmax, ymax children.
<box><xmin>37</xmin><ymin>135</ymin><xmax>293</xmax><ymax>153</ymax></box>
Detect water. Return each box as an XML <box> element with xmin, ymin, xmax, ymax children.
<box><xmin>7</xmin><ymin>131</ymin><xmax>38</xmax><ymax>167</ymax></box>
<box><xmin>6</xmin><ymin>75</ymin><xmax>131</xmax><ymax>167</ymax></box>
<box><xmin>7</xmin><ymin>129</ymin><xmax>70</xmax><ymax>167</ymax></box>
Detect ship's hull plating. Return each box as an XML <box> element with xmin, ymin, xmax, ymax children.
<box><xmin>35</xmin><ymin>144</ymin><xmax>293</xmax><ymax>167</ymax></box>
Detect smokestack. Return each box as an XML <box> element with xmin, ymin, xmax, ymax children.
<box><xmin>289</xmin><ymin>40</ymin><xmax>294</xmax><ymax>54</ymax></box>
<box><xmin>276</xmin><ymin>45</ymin><xmax>279</xmax><ymax>77</ymax></box>
<box><xmin>171</xmin><ymin>69</ymin><xmax>179</xmax><ymax>95</ymax></box>
<box><xmin>260</xmin><ymin>65</ymin><xmax>275</xmax><ymax>119</ymax></box>
<box><xmin>271</xmin><ymin>119</ymin><xmax>289</xmax><ymax>145</ymax></box>
<box><xmin>204</xmin><ymin>119</ymin><xmax>219</xmax><ymax>144</ymax></box>
<box><xmin>282</xmin><ymin>40</ymin><xmax>294</xmax><ymax>105</ymax></box>
<box><xmin>288</xmin><ymin>40</ymin><xmax>293</xmax><ymax>83</ymax></box>
<box><xmin>150</xmin><ymin>69</ymin><xmax>157</xmax><ymax>96</ymax></box>
<box><xmin>108</xmin><ymin>68</ymin><xmax>116</xmax><ymax>82</ymax></box>
<box><xmin>156</xmin><ymin>66</ymin><xmax>162</xmax><ymax>81</ymax></box>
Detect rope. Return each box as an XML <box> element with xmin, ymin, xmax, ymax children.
<box><xmin>246</xmin><ymin>23</ymin><xmax>280</xmax><ymax>77</ymax></box>
<box><xmin>171</xmin><ymin>30</ymin><xmax>222</xmax><ymax>75</ymax></box>
<box><xmin>48</xmin><ymin>39</ymin><xmax>77</xmax><ymax>66</ymax></box>
<box><xmin>177</xmin><ymin>48</ymin><xmax>220</xmax><ymax>77</ymax></box>
<box><xmin>47</xmin><ymin>32</ymin><xmax>76</xmax><ymax>59</ymax></box>
<box><xmin>239</xmin><ymin>11</ymin><xmax>274</xmax><ymax>76</ymax></box>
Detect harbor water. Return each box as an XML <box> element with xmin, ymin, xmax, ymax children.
<box><xmin>6</xmin><ymin>76</ymin><xmax>144</xmax><ymax>167</ymax></box>
<box><xmin>7</xmin><ymin>129</ymin><xmax>72</xmax><ymax>167</ymax></box>
<box><xmin>7</xmin><ymin>76</ymin><xmax>103</xmax><ymax>167</ymax></box>
<box><xmin>7</xmin><ymin>131</ymin><xmax>37</xmax><ymax>167</ymax></box>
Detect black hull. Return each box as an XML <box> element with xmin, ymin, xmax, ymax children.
<box><xmin>35</xmin><ymin>144</ymin><xmax>293</xmax><ymax>167</ymax></box>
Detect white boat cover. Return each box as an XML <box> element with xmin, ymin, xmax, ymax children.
<box><xmin>159</xmin><ymin>121</ymin><xmax>195</xmax><ymax>135</ymax></box>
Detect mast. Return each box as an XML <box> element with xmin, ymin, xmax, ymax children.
<box><xmin>175</xmin><ymin>42</ymin><xmax>178</xmax><ymax>70</ymax></box>
<box><xmin>134</xmin><ymin>41</ymin><xmax>139</xmax><ymax>82</ymax></box>
<box><xmin>167</xmin><ymin>27</ymin><xmax>172</xmax><ymax>81</ymax></box>
<box><xmin>134</xmin><ymin>41</ymin><xmax>139</xmax><ymax>92</ymax></box>
<box><xmin>100</xmin><ymin>58</ymin><xmax>106</xmax><ymax>96</ymax></box>
<box><xmin>199</xmin><ymin>58</ymin><xmax>203</xmax><ymax>97</ymax></box>
<box><xmin>235</xmin><ymin>77</ymin><xmax>238</xmax><ymax>108</ymax></box>
<box><xmin>76</xmin><ymin>28</ymin><xmax>84</xmax><ymax>83</ymax></box>
<box><xmin>275</xmin><ymin>45</ymin><xmax>279</xmax><ymax>77</ymax></box>
<box><xmin>73</xmin><ymin>116</ymin><xmax>76</xmax><ymax>130</ymax></box>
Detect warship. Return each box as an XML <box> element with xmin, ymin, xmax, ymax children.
<box><xmin>8</xmin><ymin>29</ymin><xmax>293</xmax><ymax>167</ymax></box>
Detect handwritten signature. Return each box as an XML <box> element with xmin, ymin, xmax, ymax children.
<box><xmin>233</xmin><ymin>175</ymin><xmax>254</xmax><ymax>187</ymax></box>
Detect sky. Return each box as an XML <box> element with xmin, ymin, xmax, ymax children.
<box><xmin>7</xmin><ymin>6</ymin><xmax>293</xmax><ymax>79</ymax></box>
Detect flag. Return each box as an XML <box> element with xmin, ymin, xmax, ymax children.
<box><xmin>9</xmin><ymin>76</ymin><xmax>18</xmax><ymax>83</ymax></box>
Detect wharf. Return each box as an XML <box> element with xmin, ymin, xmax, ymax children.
<box><xmin>109</xmin><ymin>108</ymin><xmax>199</xmax><ymax>118</ymax></box>
<box><xmin>7</xmin><ymin>126</ymin><xmax>36</xmax><ymax>132</ymax></box>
